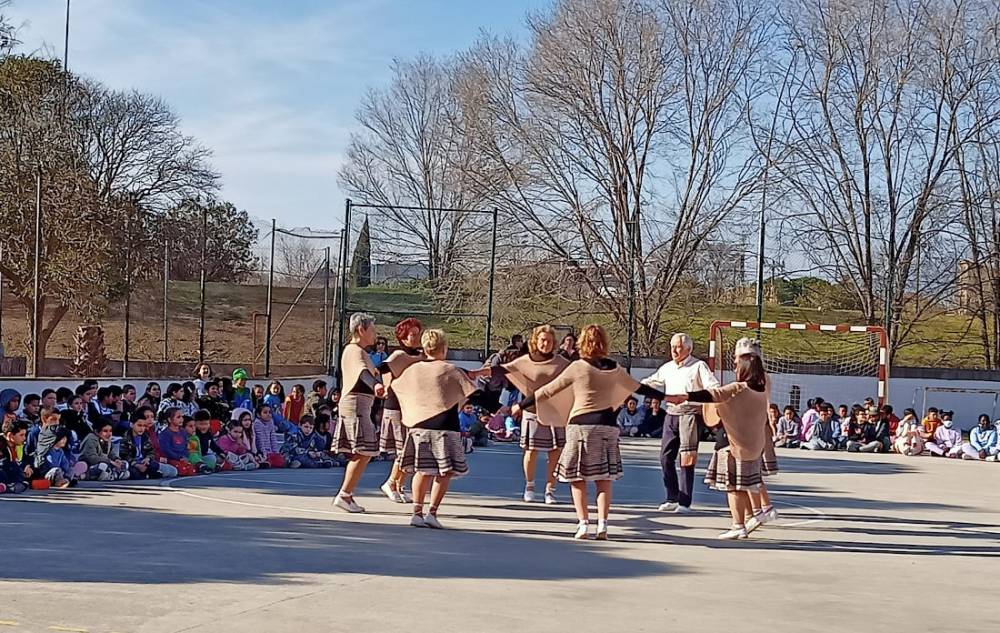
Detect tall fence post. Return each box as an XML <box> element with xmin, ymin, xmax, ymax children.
<box><xmin>323</xmin><ymin>246</ymin><xmax>331</xmax><ymax>373</ymax></box>
<box><xmin>198</xmin><ymin>203</ymin><xmax>208</xmax><ymax>364</ymax></box>
<box><xmin>123</xmin><ymin>209</ymin><xmax>131</xmax><ymax>378</ymax></box>
<box><xmin>31</xmin><ymin>169</ymin><xmax>42</xmax><ymax>378</ymax></box>
<box><xmin>162</xmin><ymin>233</ymin><xmax>169</xmax><ymax>362</ymax></box>
<box><xmin>328</xmin><ymin>229</ymin><xmax>345</xmax><ymax>374</ymax></box>
<box><xmin>336</xmin><ymin>201</ymin><xmax>352</xmax><ymax>384</ymax></box>
<box><xmin>484</xmin><ymin>207</ymin><xmax>499</xmax><ymax>359</ymax></box>
<box><xmin>265</xmin><ymin>218</ymin><xmax>276</xmax><ymax>377</ymax></box>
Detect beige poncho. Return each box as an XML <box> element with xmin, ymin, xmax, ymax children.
<box><xmin>501</xmin><ymin>353</ymin><xmax>569</xmax><ymax>398</ymax></box>
<box><xmin>389</xmin><ymin>359</ymin><xmax>478</xmax><ymax>428</ymax></box>
<box><xmin>702</xmin><ymin>382</ymin><xmax>768</xmax><ymax>461</ymax></box>
<box><xmin>341</xmin><ymin>342</ymin><xmax>378</xmax><ymax>394</ymax></box>
<box><xmin>534</xmin><ymin>360</ymin><xmax>640</xmax><ymax>428</ymax></box>
<box><xmin>383</xmin><ymin>348</ymin><xmax>424</xmax><ymax>388</ymax></box>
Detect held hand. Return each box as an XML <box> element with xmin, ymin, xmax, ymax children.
<box><xmin>664</xmin><ymin>394</ymin><xmax>688</xmax><ymax>406</ymax></box>
<box><xmin>468</xmin><ymin>367</ymin><xmax>492</xmax><ymax>379</ymax></box>
<box><xmin>373</xmin><ymin>383</ymin><xmax>386</xmax><ymax>398</ymax></box>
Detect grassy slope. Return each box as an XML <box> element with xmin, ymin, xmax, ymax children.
<box><xmin>0</xmin><ymin>281</ymin><xmax>989</xmax><ymax>369</ymax></box>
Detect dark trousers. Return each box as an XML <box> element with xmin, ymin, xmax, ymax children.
<box><xmin>660</xmin><ymin>415</ymin><xmax>695</xmax><ymax>507</ymax></box>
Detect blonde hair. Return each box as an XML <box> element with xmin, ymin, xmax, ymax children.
<box><xmin>421</xmin><ymin>328</ymin><xmax>448</xmax><ymax>356</ymax></box>
<box><xmin>578</xmin><ymin>324</ymin><xmax>609</xmax><ymax>359</ymax></box>
<box><xmin>528</xmin><ymin>324</ymin><xmax>556</xmax><ymax>354</ymax></box>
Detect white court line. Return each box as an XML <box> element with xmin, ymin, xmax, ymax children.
<box><xmin>162</xmin><ymin>475</ymin><xmax>345</xmax><ymax>517</ymax></box>
<box><xmin>773</xmin><ymin>499</ymin><xmax>827</xmax><ymax>527</ymax></box>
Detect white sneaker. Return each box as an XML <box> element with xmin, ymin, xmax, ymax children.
<box><xmin>544</xmin><ymin>490</ymin><xmax>557</xmax><ymax>505</ymax></box>
<box><xmin>523</xmin><ymin>488</ymin><xmax>536</xmax><ymax>503</ymax></box>
<box><xmin>761</xmin><ymin>507</ymin><xmax>778</xmax><ymax>523</ymax></box>
<box><xmin>745</xmin><ymin>514</ymin><xmax>763</xmax><ymax>534</ymax></box>
<box><xmin>718</xmin><ymin>526</ymin><xmax>748</xmax><ymax>540</ymax></box>
<box><xmin>410</xmin><ymin>514</ymin><xmax>427</xmax><ymax>528</ymax></box>
<box><xmin>424</xmin><ymin>514</ymin><xmax>444</xmax><ymax>529</ymax></box>
<box><xmin>332</xmin><ymin>494</ymin><xmax>365</xmax><ymax>513</ymax></box>
<box><xmin>673</xmin><ymin>505</ymin><xmax>692</xmax><ymax>514</ymax></box>
<box><xmin>657</xmin><ymin>501</ymin><xmax>679</xmax><ymax>512</ymax></box>
<box><xmin>399</xmin><ymin>487</ymin><xmax>413</xmax><ymax>503</ymax></box>
<box><xmin>381</xmin><ymin>482</ymin><xmax>404</xmax><ymax>503</ymax></box>
<box><xmin>595</xmin><ymin>521</ymin><xmax>609</xmax><ymax>540</ymax></box>
<box><xmin>573</xmin><ymin>522</ymin><xmax>590</xmax><ymax>540</ymax></box>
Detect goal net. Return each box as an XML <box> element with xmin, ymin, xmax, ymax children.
<box><xmin>708</xmin><ymin>320</ymin><xmax>889</xmax><ymax>413</ymax></box>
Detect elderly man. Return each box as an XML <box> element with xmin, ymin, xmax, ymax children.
<box><xmin>641</xmin><ymin>333</ymin><xmax>719</xmax><ymax>512</ymax></box>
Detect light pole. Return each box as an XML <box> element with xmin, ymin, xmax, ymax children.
<box><xmin>63</xmin><ymin>0</ymin><xmax>70</xmax><ymax>73</ymax></box>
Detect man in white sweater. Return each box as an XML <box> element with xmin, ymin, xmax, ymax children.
<box><xmin>641</xmin><ymin>333</ymin><xmax>719</xmax><ymax>512</ymax></box>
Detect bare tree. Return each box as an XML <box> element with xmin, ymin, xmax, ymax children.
<box><xmin>78</xmin><ymin>86</ymin><xmax>217</xmax><ymax>211</ymax></box>
<box><xmin>457</xmin><ymin>0</ymin><xmax>772</xmax><ymax>353</ymax></box>
<box><xmin>338</xmin><ymin>55</ymin><xmax>493</xmax><ymax>284</ymax></box>
<box><xmin>0</xmin><ymin>1</ymin><xmax>16</xmax><ymax>56</ymax></box>
<box><xmin>772</xmin><ymin>0</ymin><xmax>1000</xmax><ymax>360</ymax></box>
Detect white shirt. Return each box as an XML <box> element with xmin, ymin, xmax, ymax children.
<box><xmin>641</xmin><ymin>355</ymin><xmax>720</xmax><ymax>415</ymax></box>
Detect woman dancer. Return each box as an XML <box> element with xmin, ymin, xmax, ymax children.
<box><xmin>526</xmin><ymin>324</ymin><xmax>666</xmax><ymax>540</ymax></box>
<box><xmin>376</xmin><ymin>317</ymin><xmax>424</xmax><ymax>503</ymax></box>
<box><xmin>499</xmin><ymin>325</ymin><xmax>569</xmax><ymax>505</ymax></box>
<box><xmin>666</xmin><ymin>345</ymin><xmax>770</xmax><ymax>540</ymax></box>
<box><xmin>389</xmin><ymin>329</ymin><xmax>489</xmax><ymax>529</ymax></box>
<box><xmin>332</xmin><ymin>312</ymin><xmax>385</xmax><ymax>513</ymax></box>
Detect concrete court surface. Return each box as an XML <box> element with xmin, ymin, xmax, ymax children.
<box><xmin>1</xmin><ymin>440</ymin><xmax>998</xmax><ymax>633</ymax></box>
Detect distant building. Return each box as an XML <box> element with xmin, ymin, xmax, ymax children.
<box><xmin>371</xmin><ymin>261</ymin><xmax>430</xmax><ymax>284</ymax></box>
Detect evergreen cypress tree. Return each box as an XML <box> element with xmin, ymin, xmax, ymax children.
<box><xmin>349</xmin><ymin>216</ymin><xmax>372</xmax><ymax>287</ymax></box>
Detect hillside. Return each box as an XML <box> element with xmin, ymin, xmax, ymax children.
<box><xmin>0</xmin><ymin>280</ymin><xmax>991</xmax><ymax>371</ymax></box>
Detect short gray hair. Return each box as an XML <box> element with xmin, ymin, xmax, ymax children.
<box><xmin>670</xmin><ymin>332</ymin><xmax>693</xmax><ymax>351</ymax></box>
<box><xmin>349</xmin><ymin>312</ymin><xmax>375</xmax><ymax>336</ymax></box>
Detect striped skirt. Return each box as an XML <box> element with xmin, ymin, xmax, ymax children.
<box><xmin>400</xmin><ymin>429</ymin><xmax>469</xmax><ymax>477</ymax></box>
<box><xmin>556</xmin><ymin>424</ymin><xmax>623</xmax><ymax>483</ymax></box>
<box><xmin>761</xmin><ymin>430</ymin><xmax>779</xmax><ymax>476</ymax></box>
<box><xmin>704</xmin><ymin>447</ymin><xmax>762</xmax><ymax>492</ymax></box>
<box><xmin>378</xmin><ymin>408</ymin><xmax>407</xmax><ymax>455</ymax></box>
<box><xmin>333</xmin><ymin>393</ymin><xmax>380</xmax><ymax>457</ymax></box>
<box><xmin>520</xmin><ymin>411</ymin><xmax>566</xmax><ymax>452</ymax></box>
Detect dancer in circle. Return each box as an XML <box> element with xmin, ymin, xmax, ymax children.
<box><xmin>526</xmin><ymin>324</ymin><xmax>666</xmax><ymax>540</ymax></box>
<box><xmin>376</xmin><ymin>317</ymin><xmax>424</xmax><ymax>503</ymax></box>
<box><xmin>331</xmin><ymin>312</ymin><xmax>385</xmax><ymax>513</ymax></box>
<box><xmin>641</xmin><ymin>332</ymin><xmax>719</xmax><ymax>514</ymax></box>
<box><xmin>665</xmin><ymin>343</ymin><xmax>770</xmax><ymax>540</ymax></box>
<box><xmin>496</xmin><ymin>325</ymin><xmax>570</xmax><ymax>505</ymax></box>
<box><xmin>389</xmin><ymin>329</ymin><xmax>490</xmax><ymax>529</ymax></box>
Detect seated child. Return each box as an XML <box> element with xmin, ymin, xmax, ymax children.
<box><xmin>31</xmin><ymin>408</ymin><xmax>75</xmax><ymax>487</ymax></box>
<box><xmin>193</xmin><ymin>410</ymin><xmax>223</xmax><ymax>471</ymax></box>
<box><xmin>79</xmin><ymin>420</ymin><xmax>130</xmax><ymax>481</ymax></box>
<box><xmin>184</xmin><ymin>416</ymin><xmax>216</xmax><ymax>474</ymax></box>
<box><xmin>252</xmin><ymin>404</ymin><xmax>286</xmax><ymax>468</ymax></box>
<box><xmin>281</xmin><ymin>416</ymin><xmax>335</xmax><ymax>469</ymax></box>
<box><xmin>1</xmin><ymin>419</ymin><xmax>31</xmax><ymax>494</ymax></box>
<box><xmin>120</xmin><ymin>410</ymin><xmax>175</xmax><ymax>479</ymax></box>
<box><xmin>216</xmin><ymin>420</ymin><xmax>259</xmax><ymax>471</ymax></box>
<box><xmin>157</xmin><ymin>408</ymin><xmax>197</xmax><ymax>477</ymax></box>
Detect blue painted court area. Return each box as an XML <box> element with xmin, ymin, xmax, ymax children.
<box><xmin>2</xmin><ymin>441</ymin><xmax>998</xmax><ymax>633</ymax></box>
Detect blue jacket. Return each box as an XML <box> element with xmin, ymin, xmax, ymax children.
<box><xmin>970</xmin><ymin>427</ymin><xmax>998</xmax><ymax>452</ymax></box>
<box><xmin>281</xmin><ymin>431</ymin><xmax>325</xmax><ymax>457</ymax></box>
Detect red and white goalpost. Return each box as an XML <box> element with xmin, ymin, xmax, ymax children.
<box><xmin>708</xmin><ymin>320</ymin><xmax>889</xmax><ymax>411</ymax></box>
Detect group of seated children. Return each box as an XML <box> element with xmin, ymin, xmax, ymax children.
<box><xmin>0</xmin><ymin>371</ymin><xmax>348</xmax><ymax>495</ymax></box>
<box><xmin>770</xmin><ymin>397</ymin><xmax>1000</xmax><ymax>461</ymax></box>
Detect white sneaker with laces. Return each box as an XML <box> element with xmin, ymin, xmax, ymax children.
<box><xmin>544</xmin><ymin>490</ymin><xmax>557</xmax><ymax>505</ymax></box>
<box><xmin>745</xmin><ymin>514</ymin><xmax>763</xmax><ymax>534</ymax></box>
<box><xmin>523</xmin><ymin>488</ymin><xmax>536</xmax><ymax>503</ymax></box>
<box><xmin>410</xmin><ymin>514</ymin><xmax>427</xmax><ymax>528</ymax></box>
<box><xmin>657</xmin><ymin>501</ymin><xmax>679</xmax><ymax>512</ymax></box>
<box><xmin>381</xmin><ymin>482</ymin><xmax>404</xmax><ymax>503</ymax></box>
<box><xmin>573</xmin><ymin>522</ymin><xmax>590</xmax><ymax>540</ymax></box>
<box><xmin>399</xmin><ymin>487</ymin><xmax>413</xmax><ymax>503</ymax></box>
<box><xmin>424</xmin><ymin>514</ymin><xmax>444</xmax><ymax>529</ymax></box>
<box><xmin>332</xmin><ymin>494</ymin><xmax>365</xmax><ymax>513</ymax></box>
<box><xmin>673</xmin><ymin>505</ymin><xmax>692</xmax><ymax>514</ymax></box>
<box><xmin>718</xmin><ymin>525</ymin><xmax>748</xmax><ymax>540</ymax></box>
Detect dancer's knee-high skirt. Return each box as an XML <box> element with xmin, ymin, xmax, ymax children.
<box><xmin>400</xmin><ymin>429</ymin><xmax>469</xmax><ymax>477</ymax></box>
<box><xmin>556</xmin><ymin>424</ymin><xmax>623</xmax><ymax>482</ymax></box>
<box><xmin>378</xmin><ymin>408</ymin><xmax>407</xmax><ymax>455</ymax></box>
<box><xmin>704</xmin><ymin>446</ymin><xmax>762</xmax><ymax>492</ymax></box>
<box><xmin>520</xmin><ymin>411</ymin><xmax>566</xmax><ymax>452</ymax></box>
<box><xmin>333</xmin><ymin>393</ymin><xmax>380</xmax><ymax>457</ymax></box>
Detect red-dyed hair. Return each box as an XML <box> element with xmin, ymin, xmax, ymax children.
<box><xmin>394</xmin><ymin>317</ymin><xmax>423</xmax><ymax>344</ymax></box>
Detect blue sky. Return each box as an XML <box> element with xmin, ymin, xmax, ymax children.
<box><xmin>4</xmin><ymin>0</ymin><xmax>547</xmax><ymax>229</ymax></box>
